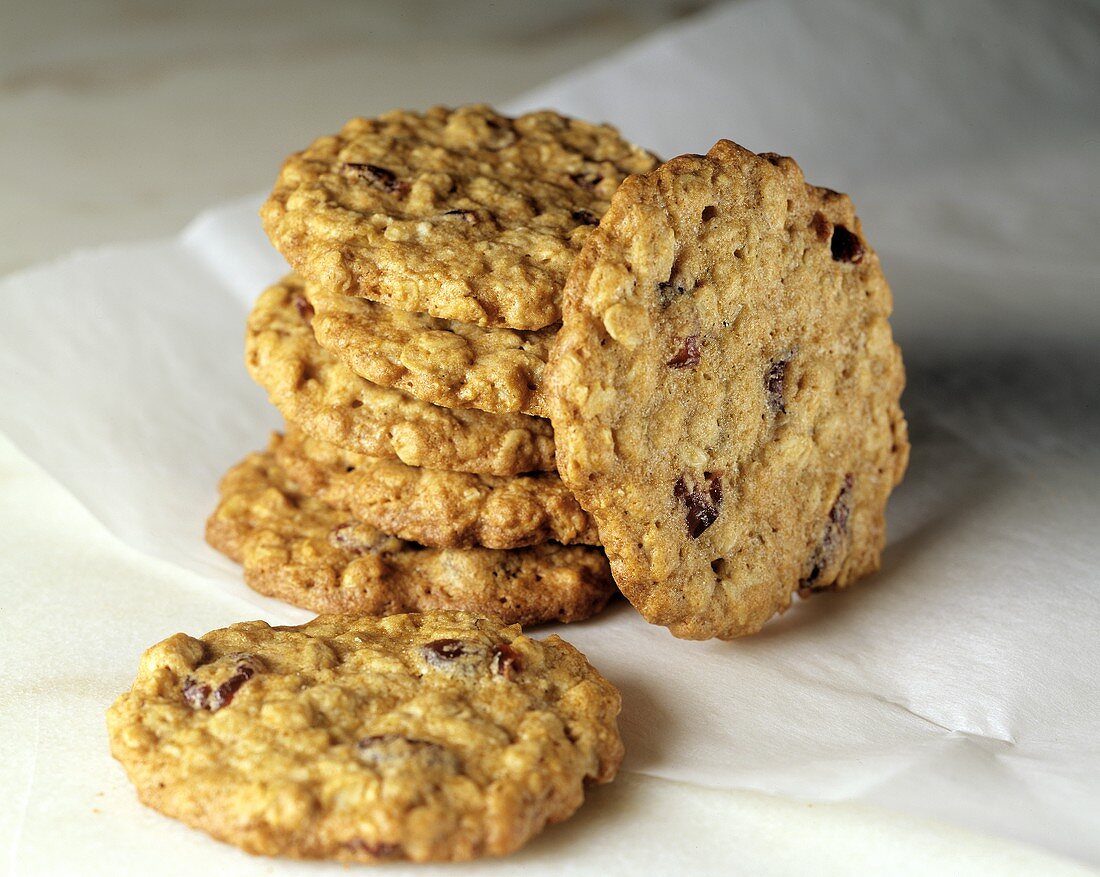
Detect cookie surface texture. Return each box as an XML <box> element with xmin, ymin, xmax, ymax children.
<box><xmin>261</xmin><ymin>105</ymin><xmax>659</xmax><ymax>329</ymax></box>
<box><xmin>205</xmin><ymin>447</ymin><xmax>614</xmax><ymax>624</ymax></box>
<box><xmin>246</xmin><ymin>277</ymin><xmax>556</xmax><ymax>475</ymax></box>
<box><xmin>305</xmin><ymin>278</ymin><xmax>556</xmax><ymax>416</ymax></box>
<box><xmin>273</xmin><ymin>428</ymin><xmax>598</xmax><ymax>550</ymax></box>
<box><xmin>548</xmin><ymin>140</ymin><xmax>909</xmax><ymax>639</ymax></box>
<box><xmin>108</xmin><ymin>610</ymin><xmax>623</xmax><ymax>861</ymax></box>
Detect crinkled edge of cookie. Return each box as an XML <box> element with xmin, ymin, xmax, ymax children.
<box><xmin>245</xmin><ymin>277</ymin><xmax>557</xmax><ymax>475</ymax></box>
<box><xmin>304</xmin><ymin>277</ymin><xmax>555</xmax><ymax>416</ymax></box>
<box><xmin>273</xmin><ymin>428</ymin><xmax>598</xmax><ymax>549</ymax></box>
<box><xmin>205</xmin><ymin>448</ymin><xmax>614</xmax><ymax>625</ymax></box>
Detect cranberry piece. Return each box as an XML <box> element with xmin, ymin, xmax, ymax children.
<box><xmin>571</xmin><ymin>209</ymin><xmax>599</xmax><ymax>226</ymax></box>
<box><xmin>830</xmin><ymin>225</ymin><xmax>864</xmax><ymax>263</ymax></box>
<box><xmin>181</xmin><ymin>678</ymin><xmax>211</xmax><ymax>710</ymax></box>
<box><xmin>674</xmin><ymin>473</ymin><xmax>723</xmax><ymax>539</ymax></box>
<box><xmin>810</xmin><ymin>211</ymin><xmax>832</xmax><ymax>242</ymax></box>
<box><xmin>330</xmin><ymin>522</ymin><xmax>374</xmax><ymax>554</ymax></box>
<box><xmin>341</xmin><ymin>162</ymin><xmax>409</xmax><ymax>196</ymax></box>
<box><xmin>421</xmin><ymin>638</ymin><xmax>466</xmax><ymax>666</ymax></box>
<box><xmin>344</xmin><ymin>839</ymin><xmax>402</xmax><ymax>859</ymax></box>
<box><xmin>490</xmin><ymin>643</ymin><xmax>522</xmax><ymax>679</ymax></box>
<box><xmin>801</xmin><ymin>474</ymin><xmax>855</xmax><ymax>589</ymax></box>
<box><xmin>182</xmin><ymin>654</ymin><xmax>263</xmax><ymax>711</ymax></box>
<box><xmin>570</xmin><ymin>171</ymin><xmax>603</xmax><ymax>190</ymax></box>
<box><xmin>292</xmin><ymin>293</ymin><xmax>314</xmax><ymax>323</ymax></box>
<box><xmin>667</xmin><ymin>335</ymin><xmax>701</xmax><ymax>369</ymax></box>
<box><xmin>765</xmin><ymin>355</ymin><xmax>791</xmax><ymax>413</ymax></box>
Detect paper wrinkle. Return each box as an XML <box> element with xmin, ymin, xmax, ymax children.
<box><xmin>1</xmin><ymin>0</ymin><xmax>1098</xmax><ymax>866</ymax></box>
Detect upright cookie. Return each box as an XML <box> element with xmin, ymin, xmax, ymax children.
<box><xmin>305</xmin><ymin>278</ymin><xmax>555</xmax><ymax>416</ymax></box>
<box><xmin>261</xmin><ymin>105</ymin><xmax>659</xmax><ymax>329</ymax></box>
<box><xmin>273</xmin><ymin>428</ymin><xmax>598</xmax><ymax>550</ymax></box>
<box><xmin>246</xmin><ymin>278</ymin><xmax>556</xmax><ymax>475</ymax></box>
<box><xmin>206</xmin><ymin>448</ymin><xmax>614</xmax><ymax>624</ymax></box>
<box><xmin>548</xmin><ymin>140</ymin><xmax>909</xmax><ymax>639</ymax></box>
<box><xmin>108</xmin><ymin>611</ymin><xmax>623</xmax><ymax>861</ymax></box>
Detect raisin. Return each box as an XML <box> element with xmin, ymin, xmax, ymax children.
<box><xmin>182</xmin><ymin>654</ymin><xmax>263</xmax><ymax>711</ymax></box>
<box><xmin>674</xmin><ymin>473</ymin><xmax>723</xmax><ymax>538</ymax></box>
<box><xmin>765</xmin><ymin>355</ymin><xmax>791</xmax><ymax>414</ymax></box>
<box><xmin>801</xmin><ymin>475</ymin><xmax>855</xmax><ymax>590</ymax></box>
<box><xmin>181</xmin><ymin>678</ymin><xmax>211</xmax><ymax>710</ymax></box>
<box><xmin>341</xmin><ymin>162</ymin><xmax>409</xmax><ymax>196</ymax></box>
<box><xmin>291</xmin><ymin>294</ymin><xmax>314</xmax><ymax>323</ymax></box>
<box><xmin>490</xmin><ymin>643</ymin><xmax>522</xmax><ymax>679</ymax></box>
<box><xmin>667</xmin><ymin>335</ymin><xmax>701</xmax><ymax>369</ymax></box>
<box><xmin>830</xmin><ymin>225</ymin><xmax>864</xmax><ymax>263</ymax></box>
<box><xmin>330</xmin><ymin>522</ymin><xmax>372</xmax><ymax>554</ymax></box>
<box><xmin>421</xmin><ymin>638</ymin><xmax>466</xmax><ymax>666</ymax></box>
<box><xmin>570</xmin><ymin>171</ymin><xmax>603</xmax><ymax>190</ymax></box>
<box><xmin>571</xmin><ymin>209</ymin><xmax>599</xmax><ymax>226</ymax></box>
<box><xmin>344</xmin><ymin>839</ymin><xmax>402</xmax><ymax>859</ymax></box>
<box><xmin>810</xmin><ymin>212</ymin><xmax>832</xmax><ymax>242</ymax></box>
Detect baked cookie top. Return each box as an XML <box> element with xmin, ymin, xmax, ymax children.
<box><xmin>261</xmin><ymin>105</ymin><xmax>659</xmax><ymax>330</ymax></box>
<box><xmin>246</xmin><ymin>277</ymin><xmax>556</xmax><ymax>475</ymax></box>
<box><xmin>206</xmin><ymin>447</ymin><xmax>614</xmax><ymax>625</ymax></box>
<box><xmin>108</xmin><ymin>610</ymin><xmax>623</xmax><ymax>862</ymax></box>
<box><xmin>548</xmin><ymin>140</ymin><xmax>909</xmax><ymax>640</ymax></box>
<box><xmin>273</xmin><ymin>428</ymin><xmax>598</xmax><ymax>550</ymax></box>
<box><xmin>305</xmin><ymin>277</ymin><xmax>555</xmax><ymax>416</ymax></box>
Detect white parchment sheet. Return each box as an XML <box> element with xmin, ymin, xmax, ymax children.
<box><xmin>1</xmin><ymin>0</ymin><xmax>1098</xmax><ymax>867</ymax></box>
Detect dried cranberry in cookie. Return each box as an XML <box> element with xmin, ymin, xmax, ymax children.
<box><xmin>548</xmin><ymin>139</ymin><xmax>908</xmax><ymax>639</ymax></box>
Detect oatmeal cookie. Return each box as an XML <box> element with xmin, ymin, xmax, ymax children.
<box><xmin>261</xmin><ymin>105</ymin><xmax>659</xmax><ymax>329</ymax></box>
<box><xmin>547</xmin><ymin>140</ymin><xmax>908</xmax><ymax>639</ymax></box>
<box><xmin>108</xmin><ymin>610</ymin><xmax>622</xmax><ymax>861</ymax></box>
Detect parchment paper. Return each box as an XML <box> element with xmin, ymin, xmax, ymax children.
<box><xmin>2</xmin><ymin>0</ymin><xmax>1098</xmax><ymax>866</ymax></box>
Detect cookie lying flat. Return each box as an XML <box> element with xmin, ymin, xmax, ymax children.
<box><xmin>108</xmin><ymin>611</ymin><xmax>623</xmax><ymax>862</ymax></box>
<box><xmin>246</xmin><ymin>278</ymin><xmax>556</xmax><ymax>475</ymax></box>
<box><xmin>305</xmin><ymin>277</ymin><xmax>555</xmax><ymax>416</ymax></box>
<box><xmin>206</xmin><ymin>449</ymin><xmax>614</xmax><ymax>624</ymax></box>
<box><xmin>273</xmin><ymin>428</ymin><xmax>598</xmax><ymax>550</ymax></box>
<box><xmin>548</xmin><ymin>140</ymin><xmax>909</xmax><ymax>640</ymax></box>
<box><xmin>261</xmin><ymin>105</ymin><xmax>659</xmax><ymax>330</ymax></box>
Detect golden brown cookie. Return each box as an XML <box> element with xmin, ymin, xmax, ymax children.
<box><xmin>548</xmin><ymin>140</ymin><xmax>909</xmax><ymax>640</ymax></box>
<box><xmin>107</xmin><ymin>611</ymin><xmax>623</xmax><ymax>862</ymax></box>
<box><xmin>272</xmin><ymin>428</ymin><xmax>598</xmax><ymax>550</ymax></box>
<box><xmin>305</xmin><ymin>278</ymin><xmax>555</xmax><ymax>416</ymax></box>
<box><xmin>246</xmin><ymin>277</ymin><xmax>556</xmax><ymax>475</ymax></box>
<box><xmin>261</xmin><ymin>105</ymin><xmax>659</xmax><ymax>330</ymax></box>
<box><xmin>206</xmin><ymin>447</ymin><xmax>614</xmax><ymax>624</ymax></box>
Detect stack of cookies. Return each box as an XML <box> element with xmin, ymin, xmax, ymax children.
<box><xmin>114</xmin><ymin>104</ymin><xmax>910</xmax><ymax>865</ymax></box>
<box><xmin>206</xmin><ymin>103</ymin><xmax>909</xmax><ymax>640</ymax></box>
<box><xmin>205</xmin><ymin>106</ymin><xmax>661</xmax><ymax>627</ymax></box>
